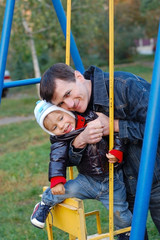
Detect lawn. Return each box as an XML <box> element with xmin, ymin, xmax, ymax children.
<box><xmin>0</xmin><ymin>60</ymin><xmax>159</xmax><ymax>239</ymax></box>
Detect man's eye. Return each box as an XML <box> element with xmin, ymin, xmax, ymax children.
<box><xmin>66</xmin><ymin>91</ymin><xmax>71</xmax><ymax>97</ymax></box>
<box><xmin>58</xmin><ymin>102</ymin><xmax>63</xmax><ymax>107</ymax></box>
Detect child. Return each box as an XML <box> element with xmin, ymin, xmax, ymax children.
<box><xmin>31</xmin><ymin>100</ymin><xmax>132</xmax><ymax>240</ymax></box>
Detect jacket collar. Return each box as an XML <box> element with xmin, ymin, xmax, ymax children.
<box><xmin>75</xmin><ymin>114</ymin><xmax>86</xmax><ymax>130</ymax></box>
<box><xmin>84</xmin><ymin>66</ymin><xmax>109</xmax><ymax>107</ymax></box>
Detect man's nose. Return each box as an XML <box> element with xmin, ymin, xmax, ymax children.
<box><xmin>64</xmin><ymin>98</ymin><xmax>74</xmax><ymax>109</ymax></box>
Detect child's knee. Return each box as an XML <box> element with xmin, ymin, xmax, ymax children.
<box><xmin>114</xmin><ymin>209</ymin><xmax>132</xmax><ymax>228</ymax></box>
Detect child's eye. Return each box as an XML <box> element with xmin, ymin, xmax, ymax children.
<box><xmin>60</xmin><ymin>116</ymin><xmax>63</xmax><ymax>121</ymax></box>
<box><xmin>53</xmin><ymin>126</ymin><xmax>57</xmax><ymax>131</ymax></box>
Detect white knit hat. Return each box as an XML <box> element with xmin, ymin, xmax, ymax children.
<box><xmin>34</xmin><ymin>100</ymin><xmax>75</xmax><ymax>136</ymax></box>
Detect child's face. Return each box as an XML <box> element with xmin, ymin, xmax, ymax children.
<box><xmin>44</xmin><ymin>110</ymin><xmax>75</xmax><ymax>136</ymax></box>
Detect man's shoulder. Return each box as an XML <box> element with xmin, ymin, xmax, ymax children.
<box><xmin>84</xmin><ymin>65</ymin><xmax>96</xmax><ymax>79</ymax></box>
<box><xmin>84</xmin><ymin>65</ymin><xmax>106</xmax><ymax>79</ymax></box>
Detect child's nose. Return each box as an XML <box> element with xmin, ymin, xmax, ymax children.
<box><xmin>58</xmin><ymin>122</ymin><xmax>64</xmax><ymax>129</ymax></box>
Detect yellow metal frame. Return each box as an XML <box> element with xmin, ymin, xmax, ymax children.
<box><xmin>43</xmin><ymin>186</ymin><xmax>103</xmax><ymax>240</ymax></box>
<box><xmin>109</xmin><ymin>0</ymin><xmax>114</xmax><ymax>239</ymax></box>
<box><xmin>108</xmin><ymin>1</ymin><xmax>131</xmax><ymax>239</ymax></box>
<box><xmin>66</xmin><ymin>0</ymin><xmax>71</xmax><ymax>66</ymax></box>
<box><xmin>44</xmin><ymin>0</ymin><xmax>131</xmax><ymax>239</ymax></box>
<box><xmin>66</xmin><ymin>0</ymin><xmax>73</xmax><ymax>180</ymax></box>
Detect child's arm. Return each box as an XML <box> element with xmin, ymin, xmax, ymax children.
<box><xmin>108</xmin><ymin>149</ymin><xmax>123</xmax><ymax>163</ymax></box>
<box><xmin>49</xmin><ymin>139</ymin><xmax>68</xmax><ymax>188</ymax></box>
<box><xmin>106</xmin><ymin>133</ymin><xmax>124</xmax><ymax>164</ymax></box>
<box><xmin>106</xmin><ymin>152</ymin><xmax>119</xmax><ymax>163</ymax></box>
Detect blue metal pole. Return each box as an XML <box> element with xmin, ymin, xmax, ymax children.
<box><xmin>0</xmin><ymin>0</ymin><xmax>15</xmax><ymax>102</ymax></box>
<box><xmin>130</xmin><ymin>22</ymin><xmax>160</xmax><ymax>240</ymax></box>
<box><xmin>51</xmin><ymin>0</ymin><xmax>84</xmax><ymax>74</ymax></box>
<box><xmin>3</xmin><ymin>78</ymin><xmax>40</xmax><ymax>88</ymax></box>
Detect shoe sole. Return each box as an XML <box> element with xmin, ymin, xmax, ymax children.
<box><xmin>30</xmin><ymin>203</ymin><xmax>45</xmax><ymax>229</ymax></box>
<box><xmin>30</xmin><ymin>216</ymin><xmax>45</xmax><ymax>229</ymax></box>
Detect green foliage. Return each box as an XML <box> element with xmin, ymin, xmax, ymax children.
<box><xmin>140</xmin><ymin>0</ymin><xmax>160</xmax><ymax>11</ymax></box>
<box><xmin>1</xmin><ymin>0</ymin><xmax>159</xmax><ymax>80</ymax></box>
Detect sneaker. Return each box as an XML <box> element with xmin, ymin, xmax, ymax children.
<box><xmin>116</xmin><ymin>232</ymin><xmax>130</xmax><ymax>240</ymax></box>
<box><xmin>30</xmin><ymin>201</ymin><xmax>52</xmax><ymax>229</ymax></box>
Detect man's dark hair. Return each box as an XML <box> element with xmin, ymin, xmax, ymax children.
<box><xmin>40</xmin><ymin>63</ymin><xmax>75</xmax><ymax>102</ymax></box>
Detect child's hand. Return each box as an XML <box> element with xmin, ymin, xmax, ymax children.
<box><xmin>106</xmin><ymin>153</ymin><xmax>118</xmax><ymax>163</ymax></box>
<box><xmin>51</xmin><ymin>183</ymin><xmax>65</xmax><ymax>195</ymax></box>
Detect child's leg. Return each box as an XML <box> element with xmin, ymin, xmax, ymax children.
<box><xmin>98</xmin><ymin>169</ymin><xmax>132</xmax><ymax>230</ymax></box>
<box><xmin>42</xmin><ymin>173</ymin><xmax>99</xmax><ymax>206</ymax></box>
<box><xmin>112</xmin><ymin>169</ymin><xmax>132</xmax><ymax>229</ymax></box>
<box><xmin>31</xmin><ymin>173</ymin><xmax>98</xmax><ymax>228</ymax></box>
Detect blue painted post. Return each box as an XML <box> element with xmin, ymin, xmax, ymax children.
<box><xmin>130</xmin><ymin>22</ymin><xmax>160</xmax><ymax>240</ymax></box>
<box><xmin>51</xmin><ymin>0</ymin><xmax>84</xmax><ymax>74</ymax></box>
<box><xmin>0</xmin><ymin>0</ymin><xmax>15</xmax><ymax>102</ymax></box>
<box><xmin>3</xmin><ymin>78</ymin><xmax>40</xmax><ymax>88</ymax></box>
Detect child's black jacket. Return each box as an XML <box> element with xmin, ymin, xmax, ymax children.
<box><xmin>49</xmin><ymin>111</ymin><xmax>124</xmax><ymax>181</ymax></box>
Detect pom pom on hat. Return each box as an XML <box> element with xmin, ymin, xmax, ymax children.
<box><xmin>34</xmin><ymin>100</ymin><xmax>75</xmax><ymax>135</ymax></box>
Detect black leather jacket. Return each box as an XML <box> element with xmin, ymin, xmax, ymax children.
<box><xmin>49</xmin><ymin>111</ymin><xmax>124</xmax><ymax>181</ymax></box>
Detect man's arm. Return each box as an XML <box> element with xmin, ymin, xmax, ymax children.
<box><xmin>97</xmin><ymin>74</ymin><xmax>150</xmax><ymax>141</ymax></box>
<box><xmin>114</xmin><ymin>74</ymin><xmax>150</xmax><ymax>140</ymax></box>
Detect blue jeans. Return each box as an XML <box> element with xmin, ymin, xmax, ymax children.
<box><xmin>42</xmin><ymin>169</ymin><xmax>132</xmax><ymax>230</ymax></box>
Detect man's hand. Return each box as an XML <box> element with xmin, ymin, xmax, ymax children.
<box><xmin>51</xmin><ymin>183</ymin><xmax>65</xmax><ymax>195</ymax></box>
<box><xmin>96</xmin><ymin>112</ymin><xmax>109</xmax><ymax>135</ymax></box>
<box><xmin>72</xmin><ymin>118</ymin><xmax>104</xmax><ymax>148</ymax></box>
<box><xmin>96</xmin><ymin>112</ymin><xmax>119</xmax><ymax>135</ymax></box>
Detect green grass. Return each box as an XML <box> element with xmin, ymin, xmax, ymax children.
<box><xmin>0</xmin><ymin>59</ymin><xmax>159</xmax><ymax>239</ymax></box>
<box><xmin>0</xmin><ymin>85</ymin><xmax>39</xmax><ymax>117</ymax></box>
<box><xmin>115</xmin><ymin>64</ymin><xmax>153</xmax><ymax>83</ymax></box>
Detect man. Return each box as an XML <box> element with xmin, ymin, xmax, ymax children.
<box><xmin>40</xmin><ymin>63</ymin><xmax>160</xmax><ymax>239</ymax></box>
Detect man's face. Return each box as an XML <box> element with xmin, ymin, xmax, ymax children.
<box><xmin>51</xmin><ymin>71</ymin><xmax>91</xmax><ymax>113</ymax></box>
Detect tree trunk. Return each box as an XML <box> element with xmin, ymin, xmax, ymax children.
<box><xmin>22</xmin><ymin>18</ymin><xmax>41</xmax><ymax>98</ymax></box>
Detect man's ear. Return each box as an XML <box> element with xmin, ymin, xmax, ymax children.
<box><xmin>75</xmin><ymin>70</ymin><xmax>84</xmax><ymax>82</ymax></box>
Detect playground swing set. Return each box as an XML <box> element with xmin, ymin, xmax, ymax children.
<box><xmin>0</xmin><ymin>0</ymin><xmax>160</xmax><ymax>240</ymax></box>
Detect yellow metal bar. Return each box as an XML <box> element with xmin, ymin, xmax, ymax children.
<box><xmin>69</xmin><ymin>235</ymin><xmax>76</xmax><ymax>240</ymax></box>
<box><xmin>66</xmin><ymin>0</ymin><xmax>71</xmax><ymax>65</ymax></box>
<box><xmin>65</xmin><ymin>0</ymin><xmax>73</xmax><ymax>179</ymax></box>
<box><xmin>113</xmin><ymin>226</ymin><xmax>131</xmax><ymax>235</ymax></box>
<box><xmin>88</xmin><ymin>233</ymin><xmax>110</xmax><ymax>240</ymax></box>
<box><xmin>69</xmin><ymin>167</ymin><xmax>74</xmax><ymax>179</ymax></box>
<box><xmin>46</xmin><ymin>217</ymin><xmax>54</xmax><ymax>240</ymax></box>
<box><xmin>109</xmin><ymin>0</ymin><xmax>114</xmax><ymax>239</ymax></box>
<box><xmin>86</xmin><ymin>227</ymin><xmax>131</xmax><ymax>240</ymax></box>
<box><xmin>85</xmin><ymin>210</ymin><xmax>102</xmax><ymax>234</ymax></box>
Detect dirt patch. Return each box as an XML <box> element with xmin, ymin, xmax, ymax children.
<box><xmin>0</xmin><ymin>115</ymin><xmax>34</xmax><ymax>126</ymax></box>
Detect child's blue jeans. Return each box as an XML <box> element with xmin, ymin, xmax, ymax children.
<box><xmin>42</xmin><ymin>169</ymin><xmax>132</xmax><ymax>230</ymax></box>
